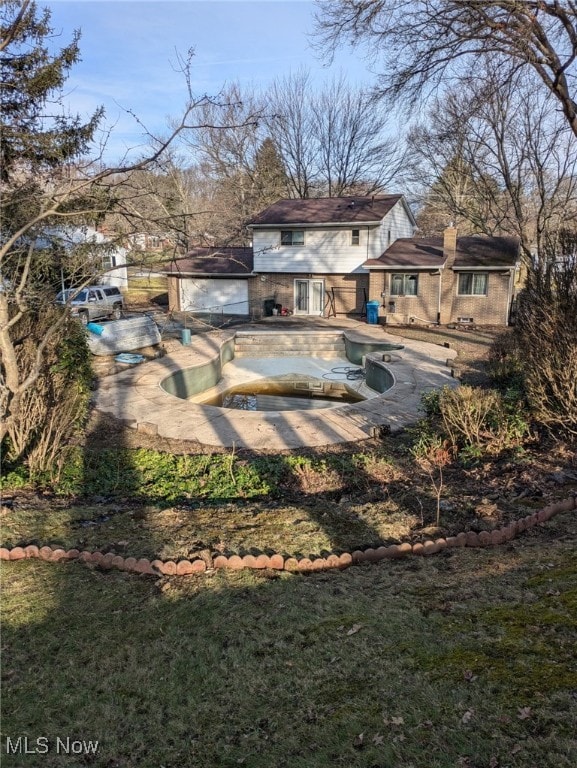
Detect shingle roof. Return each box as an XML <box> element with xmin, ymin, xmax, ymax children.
<box><xmin>453</xmin><ymin>236</ymin><xmax>520</xmax><ymax>267</ymax></box>
<box><xmin>164</xmin><ymin>247</ymin><xmax>254</xmax><ymax>276</ymax></box>
<box><xmin>248</xmin><ymin>195</ymin><xmax>403</xmax><ymax>226</ymax></box>
<box><xmin>364</xmin><ymin>238</ymin><xmax>444</xmax><ymax>268</ymax></box>
<box><xmin>364</xmin><ymin>236</ymin><xmax>519</xmax><ymax>268</ymax></box>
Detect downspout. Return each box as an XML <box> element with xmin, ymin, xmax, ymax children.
<box><xmin>506</xmin><ymin>267</ymin><xmax>515</xmax><ymax>325</ymax></box>
<box><xmin>437</xmin><ymin>269</ymin><xmax>442</xmax><ymax>325</ymax></box>
<box><xmin>366</xmin><ymin>226</ymin><xmax>372</xmax><ymax>315</ymax></box>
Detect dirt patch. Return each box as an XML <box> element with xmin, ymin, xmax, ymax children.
<box><xmin>384</xmin><ymin>324</ymin><xmax>506</xmax><ymax>385</ymax></box>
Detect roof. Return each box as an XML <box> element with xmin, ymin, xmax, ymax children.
<box><xmin>248</xmin><ymin>195</ymin><xmax>404</xmax><ymax>226</ymax></box>
<box><xmin>453</xmin><ymin>236</ymin><xmax>520</xmax><ymax>268</ymax></box>
<box><xmin>364</xmin><ymin>235</ymin><xmax>519</xmax><ymax>269</ymax></box>
<box><xmin>163</xmin><ymin>247</ymin><xmax>254</xmax><ymax>276</ymax></box>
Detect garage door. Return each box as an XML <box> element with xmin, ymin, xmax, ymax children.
<box><xmin>180</xmin><ymin>278</ymin><xmax>249</xmax><ymax>315</ymax></box>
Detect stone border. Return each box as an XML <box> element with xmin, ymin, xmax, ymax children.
<box><xmin>1</xmin><ymin>497</ymin><xmax>574</xmax><ymax>576</ymax></box>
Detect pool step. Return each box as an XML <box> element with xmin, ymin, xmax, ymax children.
<box><xmin>234</xmin><ymin>332</ymin><xmax>346</xmax><ymax>358</ymax></box>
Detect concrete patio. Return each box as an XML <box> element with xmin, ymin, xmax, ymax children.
<box><xmin>92</xmin><ymin>319</ymin><xmax>457</xmax><ymax>449</ymax></box>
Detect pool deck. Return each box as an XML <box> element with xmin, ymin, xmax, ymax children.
<box><xmin>92</xmin><ymin>321</ymin><xmax>458</xmax><ymax>449</ymax></box>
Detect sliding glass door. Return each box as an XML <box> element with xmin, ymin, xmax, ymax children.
<box><xmin>294</xmin><ymin>279</ymin><xmax>324</xmax><ymax>315</ymax></box>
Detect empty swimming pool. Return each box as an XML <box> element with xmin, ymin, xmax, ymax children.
<box><xmin>200</xmin><ymin>377</ymin><xmax>365</xmax><ymax>411</ymax></box>
<box><xmin>159</xmin><ymin>330</ymin><xmax>397</xmax><ymax>409</ymax></box>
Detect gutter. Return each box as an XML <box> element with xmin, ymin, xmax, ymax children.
<box><xmin>451</xmin><ymin>265</ymin><xmax>516</xmax><ymax>271</ymax></box>
<box><xmin>363</xmin><ymin>264</ymin><xmax>444</xmax><ymax>270</ymax></box>
<box><xmin>248</xmin><ymin>220</ymin><xmax>382</xmax><ymax>229</ymax></box>
<box><xmin>165</xmin><ymin>272</ymin><xmax>256</xmax><ymax>278</ymax></box>
<box><xmin>437</xmin><ymin>268</ymin><xmax>442</xmax><ymax>325</ymax></box>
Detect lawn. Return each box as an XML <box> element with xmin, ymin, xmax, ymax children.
<box><xmin>2</xmin><ymin>511</ymin><xmax>576</xmax><ymax>768</ymax></box>
<box><xmin>2</xmin><ymin>324</ymin><xmax>576</xmax><ymax>767</ymax></box>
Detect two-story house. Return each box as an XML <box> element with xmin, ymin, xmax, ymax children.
<box><xmin>163</xmin><ymin>195</ymin><xmax>520</xmax><ymax>325</ymax></box>
<box><xmin>248</xmin><ymin>195</ymin><xmax>416</xmax><ymax>316</ymax></box>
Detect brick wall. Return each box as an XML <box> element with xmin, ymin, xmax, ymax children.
<box><xmin>369</xmin><ymin>269</ymin><xmax>513</xmax><ymax>326</ymax></box>
<box><xmin>368</xmin><ymin>271</ymin><xmax>441</xmax><ymax>325</ymax></box>
<box><xmin>449</xmin><ymin>272</ymin><xmax>512</xmax><ymax>325</ymax></box>
<box><xmin>249</xmin><ymin>273</ymin><xmax>369</xmax><ymax>316</ymax></box>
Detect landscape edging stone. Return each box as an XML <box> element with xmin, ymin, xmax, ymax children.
<box><xmin>1</xmin><ymin>496</ymin><xmax>574</xmax><ymax>577</ymax></box>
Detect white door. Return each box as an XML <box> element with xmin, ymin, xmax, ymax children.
<box><xmin>294</xmin><ymin>279</ymin><xmax>324</xmax><ymax>315</ymax></box>
<box><xmin>180</xmin><ymin>278</ymin><xmax>249</xmax><ymax>315</ymax></box>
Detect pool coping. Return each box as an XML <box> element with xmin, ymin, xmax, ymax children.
<box><xmin>92</xmin><ymin>328</ymin><xmax>458</xmax><ymax>449</ymax></box>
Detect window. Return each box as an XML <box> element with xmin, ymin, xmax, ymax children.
<box><xmin>351</xmin><ymin>228</ymin><xmax>360</xmax><ymax>246</ymax></box>
<box><xmin>281</xmin><ymin>230</ymin><xmax>304</xmax><ymax>246</ymax></box>
<box><xmin>390</xmin><ymin>273</ymin><xmax>418</xmax><ymax>296</ymax></box>
<box><xmin>458</xmin><ymin>272</ymin><xmax>488</xmax><ymax>296</ymax></box>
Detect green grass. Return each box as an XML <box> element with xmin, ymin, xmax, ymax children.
<box><xmin>0</xmin><ymin>499</ymin><xmax>419</xmax><ymax>561</ymax></box>
<box><xmin>1</xmin><ymin>440</ymin><xmax>572</xmax><ymax>560</ymax></box>
<box><xmin>2</xmin><ymin>514</ymin><xmax>577</xmax><ymax>768</ymax></box>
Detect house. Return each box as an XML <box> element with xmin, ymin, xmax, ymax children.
<box><xmin>41</xmin><ymin>226</ymin><xmax>128</xmax><ymax>291</ymax></box>
<box><xmin>248</xmin><ymin>195</ymin><xmax>416</xmax><ymax>316</ymax></box>
<box><xmin>163</xmin><ymin>196</ymin><xmax>520</xmax><ymax>325</ymax></box>
<box><xmin>364</xmin><ymin>227</ymin><xmax>521</xmax><ymax>326</ymax></box>
<box><xmin>164</xmin><ymin>195</ymin><xmax>415</xmax><ymax>318</ymax></box>
<box><xmin>126</xmin><ymin>232</ymin><xmax>176</xmax><ymax>253</ymax></box>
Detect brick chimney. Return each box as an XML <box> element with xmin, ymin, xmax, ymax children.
<box><xmin>443</xmin><ymin>225</ymin><xmax>458</xmax><ymax>267</ymax></box>
<box><xmin>439</xmin><ymin>225</ymin><xmax>458</xmax><ymax>325</ymax></box>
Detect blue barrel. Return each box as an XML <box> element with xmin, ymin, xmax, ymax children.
<box><xmin>86</xmin><ymin>322</ymin><xmax>105</xmax><ymax>336</ymax></box>
<box><xmin>366</xmin><ymin>300</ymin><xmax>381</xmax><ymax>325</ymax></box>
<box><xmin>181</xmin><ymin>328</ymin><xmax>192</xmax><ymax>345</ymax></box>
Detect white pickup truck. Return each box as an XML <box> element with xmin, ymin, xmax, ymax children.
<box><xmin>56</xmin><ymin>285</ymin><xmax>124</xmax><ymax>324</ymax></box>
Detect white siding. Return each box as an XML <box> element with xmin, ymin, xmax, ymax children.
<box><xmin>180</xmin><ymin>278</ymin><xmax>249</xmax><ymax>315</ymax></box>
<box><xmin>375</xmin><ymin>201</ymin><xmax>416</xmax><ymax>255</ymax></box>
<box><xmin>253</xmin><ymin>226</ymin><xmax>375</xmax><ymax>273</ymax></box>
<box><xmin>252</xmin><ymin>199</ymin><xmax>415</xmax><ymax>273</ymax></box>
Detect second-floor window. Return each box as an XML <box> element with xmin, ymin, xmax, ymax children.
<box><xmin>351</xmin><ymin>229</ymin><xmax>360</xmax><ymax>246</ymax></box>
<box><xmin>390</xmin><ymin>273</ymin><xmax>418</xmax><ymax>296</ymax></box>
<box><xmin>281</xmin><ymin>230</ymin><xmax>304</xmax><ymax>246</ymax></box>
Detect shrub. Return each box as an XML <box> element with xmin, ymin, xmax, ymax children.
<box><xmin>414</xmin><ymin>385</ymin><xmax>530</xmax><ymax>461</ymax></box>
<box><xmin>514</xmin><ymin>258</ymin><xmax>577</xmax><ymax>440</ymax></box>
<box><xmin>488</xmin><ymin>330</ymin><xmax>525</xmax><ymax>392</ymax></box>
<box><xmin>4</xmin><ymin>310</ymin><xmax>92</xmax><ymax>481</ymax></box>
<box><xmin>439</xmin><ymin>385</ymin><xmax>529</xmax><ymax>456</ymax></box>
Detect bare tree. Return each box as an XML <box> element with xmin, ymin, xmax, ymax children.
<box><xmin>310</xmin><ymin>74</ymin><xmax>407</xmax><ymax>196</ymax></box>
<box><xmin>314</xmin><ymin>0</ymin><xmax>577</xmax><ymax>138</ymax></box>
<box><xmin>178</xmin><ymin>83</ymin><xmax>266</xmax><ymax>242</ymax></box>
<box><xmin>267</xmin><ymin>70</ymin><xmax>320</xmax><ymax>198</ymax></box>
<box><xmin>408</xmin><ymin>65</ymin><xmax>577</xmax><ymax>260</ymax></box>
<box><xmin>267</xmin><ymin>70</ymin><xmax>407</xmax><ymax>197</ymax></box>
<box><xmin>109</xmin><ymin>89</ymin><xmax>290</xmax><ymax>250</ymax></box>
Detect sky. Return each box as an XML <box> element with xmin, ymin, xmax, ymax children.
<box><xmin>45</xmin><ymin>1</ymin><xmax>379</xmax><ymax>163</ymax></box>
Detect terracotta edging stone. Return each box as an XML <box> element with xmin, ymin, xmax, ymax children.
<box><xmin>1</xmin><ymin>496</ymin><xmax>574</xmax><ymax>578</ymax></box>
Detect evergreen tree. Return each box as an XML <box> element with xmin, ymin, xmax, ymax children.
<box><xmin>0</xmin><ymin>0</ymin><xmax>105</xmax><ymax>472</ymax></box>
<box><xmin>251</xmin><ymin>137</ymin><xmax>290</xmax><ymax>206</ymax></box>
<box><xmin>0</xmin><ymin>1</ymin><xmax>198</xmax><ymax>472</ymax></box>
